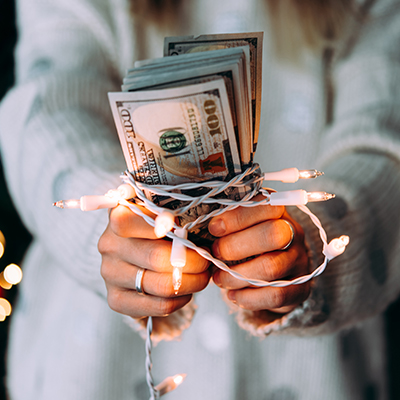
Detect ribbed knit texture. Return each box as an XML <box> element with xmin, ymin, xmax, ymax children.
<box><xmin>0</xmin><ymin>0</ymin><xmax>399</xmax><ymax>399</ymax></box>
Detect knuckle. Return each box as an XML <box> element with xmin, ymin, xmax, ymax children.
<box><xmin>299</xmin><ymin>282</ymin><xmax>311</xmax><ymax>301</ymax></box>
<box><xmin>154</xmin><ymin>274</ymin><xmax>173</xmax><ymax>297</ymax></box>
<box><xmin>108</xmin><ymin>208</ymin><xmax>126</xmax><ymax>236</ymax></box>
<box><xmin>200</xmin><ymin>271</ymin><xmax>212</xmax><ymax>290</ymax></box>
<box><xmin>263</xmin><ymin>204</ymin><xmax>285</xmax><ymax>219</ymax></box>
<box><xmin>198</xmin><ymin>258</ymin><xmax>211</xmax><ymax>273</ymax></box>
<box><xmin>158</xmin><ymin>298</ymin><xmax>177</xmax><ymax>316</ymax></box>
<box><xmin>231</xmin><ymin>210</ymin><xmax>246</xmax><ymax>231</ymax></box>
<box><xmin>100</xmin><ymin>261</ymin><xmax>112</xmax><ymax>282</ymax></box>
<box><xmin>218</xmin><ymin>239</ymin><xmax>235</xmax><ymax>260</ymax></box>
<box><xmin>259</xmin><ymin>254</ymin><xmax>281</xmax><ymax>280</ymax></box>
<box><xmin>269</xmin><ymin>287</ymin><xmax>288</xmax><ymax>309</ymax></box>
<box><xmin>107</xmin><ymin>290</ymin><xmax>123</xmax><ymax>313</ymax></box>
<box><xmin>147</xmin><ymin>242</ymin><xmax>168</xmax><ymax>269</ymax></box>
<box><xmin>97</xmin><ymin>230</ymin><xmax>113</xmax><ymax>256</ymax></box>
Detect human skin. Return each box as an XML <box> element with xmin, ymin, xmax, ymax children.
<box><xmin>209</xmin><ymin>194</ymin><xmax>310</xmax><ymax>314</ymax></box>
<box><xmin>98</xmin><ymin>196</ymin><xmax>310</xmax><ymax>318</ymax></box>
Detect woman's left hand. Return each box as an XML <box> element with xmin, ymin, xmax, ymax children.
<box><xmin>209</xmin><ymin>195</ymin><xmax>310</xmax><ymax>314</ymax></box>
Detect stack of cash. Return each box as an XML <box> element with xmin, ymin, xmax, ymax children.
<box><xmin>109</xmin><ymin>33</ymin><xmax>263</xmax><ymax>189</ymax></box>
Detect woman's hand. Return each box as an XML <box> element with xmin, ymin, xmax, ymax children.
<box><xmin>98</xmin><ymin>205</ymin><xmax>211</xmax><ymax>319</ymax></box>
<box><xmin>209</xmin><ymin>195</ymin><xmax>310</xmax><ymax>314</ymax></box>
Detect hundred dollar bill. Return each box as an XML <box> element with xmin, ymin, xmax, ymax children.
<box><xmin>122</xmin><ymin>47</ymin><xmax>252</xmax><ymax>168</ymax></box>
<box><xmin>108</xmin><ymin>79</ymin><xmax>241</xmax><ymax>192</ymax></box>
<box><xmin>164</xmin><ymin>32</ymin><xmax>263</xmax><ymax>155</ymax></box>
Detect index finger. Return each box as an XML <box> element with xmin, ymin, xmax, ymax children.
<box><xmin>208</xmin><ymin>194</ymin><xmax>285</xmax><ymax>237</ymax></box>
<box><xmin>109</xmin><ymin>203</ymin><xmax>159</xmax><ymax>239</ymax></box>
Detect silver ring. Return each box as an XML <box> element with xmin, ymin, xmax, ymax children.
<box><xmin>280</xmin><ymin>220</ymin><xmax>295</xmax><ymax>250</ymax></box>
<box><xmin>135</xmin><ymin>268</ymin><xmax>146</xmax><ymax>295</ymax></box>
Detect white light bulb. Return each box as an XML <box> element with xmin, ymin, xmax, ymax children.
<box><xmin>54</xmin><ymin>184</ymin><xmax>136</xmax><ymax>211</ymax></box>
<box><xmin>171</xmin><ymin>228</ymin><xmax>187</xmax><ymax>294</ymax></box>
<box><xmin>155</xmin><ymin>373</ymin><xmax>187</xmax><ymax>397</ymax></box>
<box><xmin>307</xmin><ymin>191</ymin><xmax>335</xmax><ymax>202</ymax></box>
<box><xmin>298</xmin><ymin>169</ymin><xmax>324</xmax><ymax>179</ymax></box>
<box><xmin>173</xmin><ymin>374</ymin><xmax>186</xmax><ymax>385</ymax></box>
<box><xmin>323</xmin><ymin>235</ymin><xmax>350</xmax><ymax>260</ymax></box>
<box><xmin>172</xmin><ymin>267</ymin><xmax>183</xmax><ymax>295</ymax></box>
<box><xmin>4</xmin><ymin>263</ymin><xmax>23</xmax><ymax>285</ymax></box>
<box><xmin>53</xmin><ymin>199</ymin><xmax>81</xmax><ymax>209</ymax></box>
<box><xmin>154</xmin><ymin>211</ymin><xmax>175</xmax><ymax>238</ymax></box>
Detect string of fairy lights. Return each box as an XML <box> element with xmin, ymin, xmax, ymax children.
<box><xmin>0</xmin><ymin>229</ymin><xmax>23</xmax><ymax>322</ymax></box>
<box><xmin>54</xmin><ymin>165</ymin><xmax>349</xmax><ymax>399</ymax></box>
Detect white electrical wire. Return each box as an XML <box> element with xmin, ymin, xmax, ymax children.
<box><xmin>145</xmin><ymin>316</ymin><xmax>158</xmax><ymax>400</ymax></box>
<box><xmin>120</xmin><ymin>165</ymin><xmax>349</xmax><ymax>400</ymax></box>
<box><xmin>117</xmin><ymin>165</ymin><xmax>345</xmax><ymax>400</ymax></box>
<box><xmin>118</xmin><ymin>164</ymin><xmax>335</xmax><ymax>288</ymax></box>
<box><xmin>54</xmin><ymin>164</ymin><xmax>349</xmax><ymax>399</ymax></box>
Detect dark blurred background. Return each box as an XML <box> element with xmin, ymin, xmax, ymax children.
<box><xmin>0</xmin><ymin>1</ymin><xmax>32</xmax><ymax>399</ymax></box>
<box><xmin>0</xmin><ymin>1</ymin><xmax>399</xmax><ymax>400</ymax></box>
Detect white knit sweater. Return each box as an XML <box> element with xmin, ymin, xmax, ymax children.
<box><xmin>1</xmin><ymin>0</ymin><xmax>400</xmax><ymax>399</ymax></box>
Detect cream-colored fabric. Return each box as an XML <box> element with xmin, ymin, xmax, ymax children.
<box><xmin>1</xmin><ymin>0</ymin><xmax>399</xmax><ymax>398</ymax></box>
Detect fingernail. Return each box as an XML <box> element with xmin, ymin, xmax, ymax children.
<box><xmin>227</xmin><ymin>290</ymin><xmax>236</xmax><ymax>303</ymax></box>
<box><xmin>213</xmin><ymin>271</ymin><xmax>221</xmax><ymax>286</ymax></box>
<box><xmin>211</xmin><ymin>241</ymin><xmax>221</xmax><ymax>258</ymax></box>
<box><xmin>208</xmin><ymin>218</ymin><xmax>226</xmax><ymax>236</ymax></box>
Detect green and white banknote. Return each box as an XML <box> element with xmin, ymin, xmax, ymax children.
<box><xmin>109</xmin><ymin>79</ymin><xmax>241</xmax><ymax>187</ymax></box>
<box><xmin>108</xmin><ymin>32</ymin><xmax>263</xmax><ymax>229</ymax></box>
<box><xmin>164</xmin><ymin>32</ymin><xmax>263</xmax><ymax>154</ymax></box>
<box><xmin>123</xmin><ymin>47</ymin><xmax>252</xmax><ymax>167</ymax></box>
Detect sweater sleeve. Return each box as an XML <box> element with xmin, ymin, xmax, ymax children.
<box><xmin>0</xmin><ymin>0</ymin><xmax>130</xmax><ymax>296</ymax></box>
<box><xmin>232</xmin><ymin>0</ymin><xmax>400</xmax><ymax>336</ymax></box>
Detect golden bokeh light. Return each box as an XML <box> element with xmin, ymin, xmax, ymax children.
<box><xmin>0</xmin><ymin>298</ymin><xmax>11</xmax><ymax>316</ymax></box>
<box><xmin>4</xmin><ymin>263</ymin><xmax>23</xmax><ymax>285</ymax></box>
<box><xmin>0</xmin><ymin>273</ymin><xmax>12</xmax><ymax>290</ymax></box>
<box><xmin>0</xmin><ymin>230</ymin><xmax>5</xmax><ymax>259</ymax></box>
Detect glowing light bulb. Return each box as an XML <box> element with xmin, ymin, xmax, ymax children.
<box><xmin>54</xmin><ymin>184</ymin><xmax>136</xmax><ymax>211</ymax></box>
<box><xmin>0</xmin><ymin>298</ymin><xmax>11</xmax><ymax>316</ymax></box>
<box><xmin>172</xmin><ymin>267</ymin><xmax>183</xmax><ymax>295</ymax></box>
<box><xmin>0</xmin><ymin>242</ymin><xmax>4</xmax><ymax>260</ymax></box>
<box><xmin>155</xmin><ymin>374</ymin><xmax>187</xmax><ymax>397</ymax></box>
<box><xmin>53</xmin><ymin>199</ymin><xmax>81</xmax><ymax>209</ymax></box>
<box><xmin>269</xmin><ymin>190</ymin><xmax>336</xmax><ymax>206</ymax></box>
<box><xmin>4</xmin><ymin>263</ymin><xmax>23</xmax><ymax>285</ymax></box>
<box><xmin>298</xmin><ymin>169</ymin><xmax>324</xmax><ymax>179</ymax></box>
<box><xmin>306</xmin><ymin>191</ymin><xmax>335</xmax><ymax>202</ymax></box>
<box><xmin>323</xmin><ymin>235</ymin><xmax>350</xmax><ymax>260</ymax></box>
<box><xmin>154</xmin><ymin>211</ymin><xmax>175</xmax><ymax>238</ymax></box>
<box><xmin>171</xmin><ymin>228</ymin><xmax>187</xmax><ymax>294</ymax></box>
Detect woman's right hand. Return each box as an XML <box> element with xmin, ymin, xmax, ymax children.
<box><xmin>98</xmin><ymin>205</ymin><xmax>211</xmax><ymax>319</ymax></box>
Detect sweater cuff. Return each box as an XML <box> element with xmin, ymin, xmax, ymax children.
<box><xmin>231</xmin><ymin>283</ymin><xmax>328</xmax><ymax>337</ymax></box>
